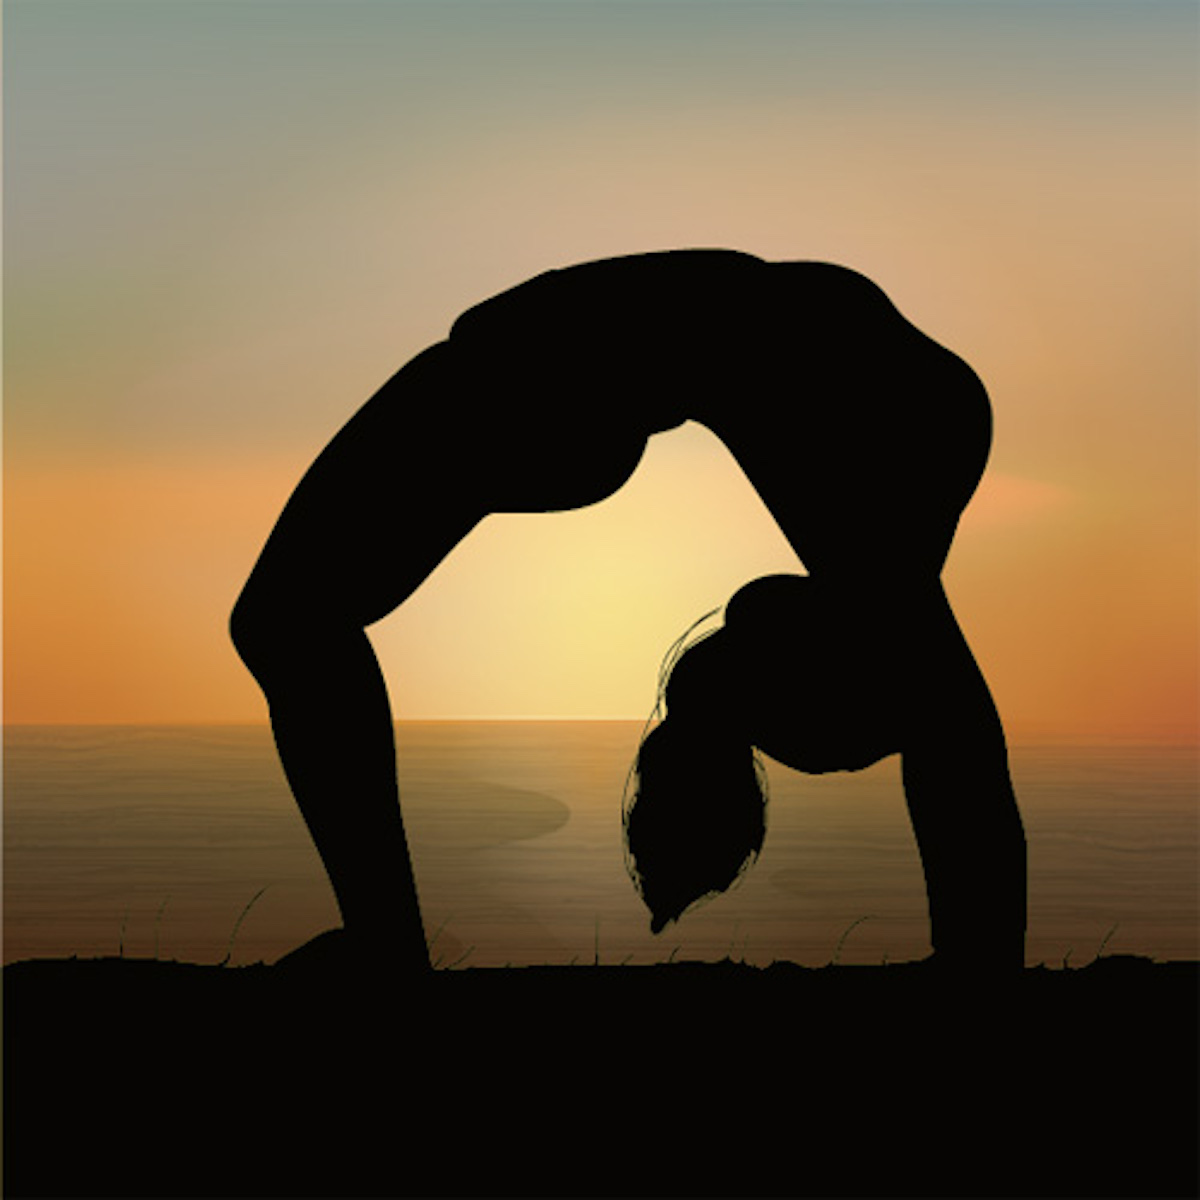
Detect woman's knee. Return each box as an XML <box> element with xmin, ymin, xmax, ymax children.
<box><xmin>229</xmin><ymin>585</ymin><xmax>275</xmax><ymax>676</ymax></box>
<box><xmin>231</xmin><ymin>578</ymin><xmax>371</xmax><ymax>690</ymax></box>
<box><xmin>229</xmin><ymin>583</ymin><xmax>316</xmax><ymax>688</ymax></box>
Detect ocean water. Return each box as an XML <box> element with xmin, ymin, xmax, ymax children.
<box><xmin>3</xmin><ymin>723</ymin><xmax>1197</xmax><ymax>968</ymax></box>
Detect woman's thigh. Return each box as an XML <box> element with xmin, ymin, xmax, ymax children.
<box><xmin>241</xmin><ymin>342</ymin><xmax>489</xmax><ymax>628</ymax></box>
<box><xmin>723</xmin><ymin>278</ymin><xmax>993</xmax><ymax>580</ymax></box>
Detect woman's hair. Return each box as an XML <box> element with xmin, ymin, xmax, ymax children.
<box><xmin>622</xmin><ymin>610</ymin><xmax>769</xmax><ymax>933</ymax></box>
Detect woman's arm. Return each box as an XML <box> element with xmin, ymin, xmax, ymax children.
<box><xmin>899</xmin><ymin>595</ymin><xmax>1027</xmax><ymax>971</ymax></box>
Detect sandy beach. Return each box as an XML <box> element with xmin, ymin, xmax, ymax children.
<box><xmin>4</xmin><ymin>953</ymin><xmax>1196</xmax><ymax>1198</ymax></box>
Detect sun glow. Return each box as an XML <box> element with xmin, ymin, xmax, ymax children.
<box><xmin>5</xmin><ymin>2</ymin><xmax>1196</xmax><ymax>741</ymax></box>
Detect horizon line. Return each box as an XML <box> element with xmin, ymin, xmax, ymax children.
<box><xmin>3</xmin><ymin>717</ymin><xmax>1197</xmax><ymax>748</ymax></box>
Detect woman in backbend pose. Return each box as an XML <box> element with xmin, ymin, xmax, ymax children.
<box><xmin>231</xmin><ymin>250</ymin><xmax>1026</xmax><ymax>975</ymax></box>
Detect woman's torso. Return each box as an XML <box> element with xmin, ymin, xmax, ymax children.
<box><xmin>441</xmin><ymin>250</ymin><xmax>988</xmax><ymax>551</ymax></box>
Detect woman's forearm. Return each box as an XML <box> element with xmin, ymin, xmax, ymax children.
<box><xmin>899</xmin><ymin>592</ymin><xmax>1027</xmax><ymax>968</ymax></box>
<box><xmin>902</xmin><ymin>742</ymin><xmax>1027</xmax><ymax>968</ymax></box>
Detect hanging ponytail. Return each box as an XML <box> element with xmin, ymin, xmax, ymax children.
<box><xmin>622</xmin><ymin>611</ymin><xmax>769</xmax><ymax>933</ymax></box>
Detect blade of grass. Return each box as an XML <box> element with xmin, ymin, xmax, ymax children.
<box><xmin>427</xmin><ymin>913</ymin><xmax>454</xmax><ymax>955</ymax></box>
<box><xmin>832</xmin><ymin>916</ymin><xmax>872</xmax><ymax>965</ymax></box>
<box><xmin>445</xmin><ymin>945</ymin><xmax>475</xmax><ymax>970</ymax></box>
<box><xmin>220</xmin><ymin>886</ymin><xmax>270</xmax><ymax>966</ymax></box>
<box><xmin>154</xmin><ymin>895</ymin><xmax>171</xmax><ymax>961</ymax></box>
<box><xmin>1094</xmin><ymin>923</ymin><xmax>1120</xmax><ymax>963</ymax></box>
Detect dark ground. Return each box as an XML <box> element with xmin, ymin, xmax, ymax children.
<box><xmin>4</xmin><ymin>954</ymin><xmax>1197</xmax><ymax>1199</ymax></box>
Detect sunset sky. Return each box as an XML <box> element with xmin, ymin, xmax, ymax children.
<box><xmin>5</xmin><ymin>0</ymin><xmax>1197</xmax><ymax>739</ymax></box>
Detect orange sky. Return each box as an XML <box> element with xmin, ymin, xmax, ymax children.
<box><xmin>5</xmin><ymin>2</ymin><xmax>1197</xmax><ymax>740</ymax></box>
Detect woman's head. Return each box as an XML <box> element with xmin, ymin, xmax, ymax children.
<box><xmin>623</xmin><ymin>574</ymin><xmax>906</xmax><ymax>932</ymax></box>
<box><xmin>723</xmin><ymin>573</ymin><xmax>905</xmax><ymax>773</ymax></box>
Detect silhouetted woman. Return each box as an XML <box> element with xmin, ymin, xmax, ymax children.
<box><xmin>231</xmin><ymin>250</ymin><xmax>1026</xmax><ymax>975</ymax></box>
